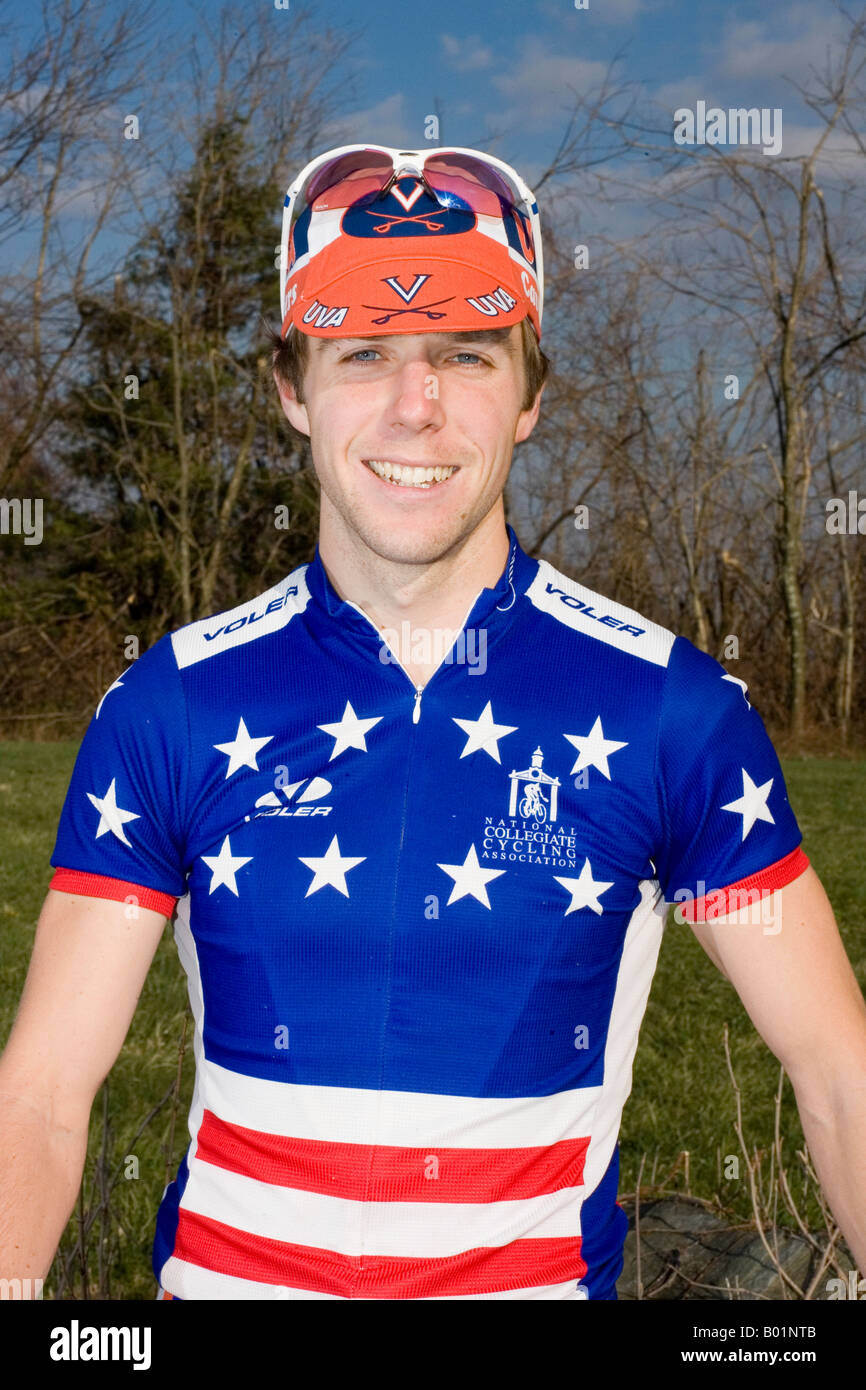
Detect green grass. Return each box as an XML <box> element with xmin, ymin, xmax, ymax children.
<box><xmin>0</xmin><ymin>742</ymin><xmax>192</xmax><ymax>1300</ymax></box>
<box><xmin>0</xmin><ymin>744</ymin><xmax>863</xmax><ymax>1298</ymax></box>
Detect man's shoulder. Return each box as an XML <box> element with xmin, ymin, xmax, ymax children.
<box><xmin>520</xmin><ymin>553</ymin><xmax>677</xmax><ymax>669</ymax></box>
<box><xmin>168</xmin><ymin>561</ymin><xmax>312</xmax><ymax>672</ymax></box>
<box><xmin>519</xmin><ymin>552</ymin><xmax>742</xmax><ymax>710</ymax></box>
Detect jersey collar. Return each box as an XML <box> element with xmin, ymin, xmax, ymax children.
<box><xmin>304</xmin><ymin>524</ymin><xmax>536</xmax><ymax>642</ymax></box>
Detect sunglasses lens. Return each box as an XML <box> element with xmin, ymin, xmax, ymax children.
<box><xmin>425</xmin><ymin>153</ymin><xmax>519</xmax><ymax>205</ymax></box>
<box><xmin>297</xmin><ymin>150</ymin><xmax>394</xmax><ymax>214</ymax></box>
<box><xmin>293</xmin><ymin>149</ymin><xmax>530</xmax><ymax>220</ymax></box>
<box><xmin>424</xmin><ymin>153</ymin><xmax>536</xmax><ymax>263</ymax></box>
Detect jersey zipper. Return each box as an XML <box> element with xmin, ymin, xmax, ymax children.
<box><xmin>338</xmin><ymin>594</ymin><xmax>473</xmax><ymax>1290</ymax></box>
<box><xmin>343</xmin><ymin>598</ymin><xmax>479</xmax><ymax>724</ymax></box>
<box><xmin>341</xmin><ymin>620</ymin><xmax>425</xmax><ymax>1296</ymax></box>
<box><xmin>320</xmin><ymin>545</ymin><xmax>516</xmax><ymax>1292</ymax></box>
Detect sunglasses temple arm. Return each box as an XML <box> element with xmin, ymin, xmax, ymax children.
<box><xmin>534</xmin><ymin>208</ymin><xmax>545</xmax><ymax>316</ymax></box>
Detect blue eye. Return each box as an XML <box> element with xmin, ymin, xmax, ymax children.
<box><xmin>340</xmin><ymin>348</ymin><xmax>486</xmax><ymax>366</ymax></box>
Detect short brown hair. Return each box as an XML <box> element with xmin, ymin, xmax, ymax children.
<box><xmin>269</xmin><ymin>317</ymin><xmax>549</xmax><ymax>413</ymax></box>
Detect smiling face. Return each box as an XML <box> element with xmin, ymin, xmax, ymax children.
<box><xmin>273</xmin><ymin>325</ymin><xmax>542</xmax><ymax>567</ymax></box>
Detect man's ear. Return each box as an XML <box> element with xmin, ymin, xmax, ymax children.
<box><xmin>273</xmin><ymin>370</ymin><xmax>311</xmax><ymax>439</ymax></box>
<box><xmin>514</xmin><ymin>384</ymin><xmax>543</xmax><ymax>445</ymax></box>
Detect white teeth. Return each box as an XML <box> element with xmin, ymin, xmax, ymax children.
<box><xmin>366</xmin><ymin>460</ymin><xmax>457</xmax><ymax>487</ymax></box>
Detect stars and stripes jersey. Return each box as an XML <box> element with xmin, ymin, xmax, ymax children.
<box><xmin>49</xmin><ymin>524</ymin><xmax>808</xmax><ymax>1301</ymax></box>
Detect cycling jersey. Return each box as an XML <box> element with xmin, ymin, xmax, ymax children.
<box><xmin>50</xmin><ymin>524</ymin><xmax>808</xmax><ymax>1300</ymax></box>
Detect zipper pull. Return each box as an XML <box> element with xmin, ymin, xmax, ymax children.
<box><xmin>412</xmin><ymin>688</ymin><xmax>422</xmax><ymax>724</ymax></box>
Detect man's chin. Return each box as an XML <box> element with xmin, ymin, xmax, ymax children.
<box><xmin>351</xmin><ymin>514</ymin><xmax>470</xmax><ymax>568</ymax></box>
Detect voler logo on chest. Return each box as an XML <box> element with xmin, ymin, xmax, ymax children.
<box><xmin>245</xmin><ymin>773</ymin><xmax>333</xmax><ymax>820</ymax></box>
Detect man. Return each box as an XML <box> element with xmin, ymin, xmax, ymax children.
<box><xmin>1</xmin><ymin>144</ymin><xmax>865</xmax><ymax>1301</ymax></box>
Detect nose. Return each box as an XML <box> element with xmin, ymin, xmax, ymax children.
<box><xmin>386</xmin><ymin>356</ymin><xmax>445</xmax><ymax>431</ymax></box>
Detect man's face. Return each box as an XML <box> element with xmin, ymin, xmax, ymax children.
<box><xmin>274</xmin><ymin>325</ymin><xmax>542</xmax><ymax>565</ymax></box>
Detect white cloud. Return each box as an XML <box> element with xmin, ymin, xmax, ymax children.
<box><xmin>441</xmin><ymin>33</ymin><xmax>494</xmax><ymax>72</ymax></box>
<box><xmin>713</xmin><ymin>4</ymin><xmax>849</xmax><ymax>83</ymax></box>
<box><xmin>653</xmin><ymin>74</ymin><xmax>713</xmax><ymax>112</ymax></box>
<box><xmin>319</xmin><ymin>93</ymin><xmax>413</xmax><ymax>150</ymax></box>
<box><xmin>588</xmin><ymin>0</ymin><xmax>647</xmax><ymax>23</ymax></box>
<box><xmin>767</xmin><ymin>120</ymin><xmax>866</xmax><ymax>171</ymax></box>
<box><xmin>488</xmin><ymin>38</ymin><xmax>610</xmax><ymax>133</ymax></box>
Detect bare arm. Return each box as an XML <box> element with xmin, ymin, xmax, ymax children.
<box><xmin>689</xmin><ymin>865</ymin><xmax>866</xmax><ymax>1269</ymax></box>
<box><xmin>0</xmin><ymin>888</ymin><xmax>168</xmax><ymax>1286</ymax></box>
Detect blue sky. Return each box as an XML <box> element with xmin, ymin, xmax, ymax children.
<box><xmin>274</xmin><ymin>0</ymin><xmax>855</xmax><ymax>179</ymax></box>
<box><xmin>3</xmin><ymin>0</ymin><xmax>860</xmax><ymax>281</ymax></box>
<box><xmin>7</xmin><ymin>0</ymin><xmax>855</xmax><ymax>172</ymax></box>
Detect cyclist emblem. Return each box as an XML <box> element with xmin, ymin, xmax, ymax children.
<box><xmin>519</xmin><ymin>783</ymin><xmax>548</xmax><ymax>822</ymax></box>
<box><xmin>508</xmin><ymin>746</ymin><xmax>560</xmax><ymax>823</ymax></box>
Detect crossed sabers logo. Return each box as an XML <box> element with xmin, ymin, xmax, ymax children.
<box><xmin>365</xmin><ymin>178</ymin><xmax>446</xmax><ymax>234</ymax></box>
<box><xmin>364</xmin><ymin>272</ymin><xmax>454</xmax><ymax>325</ymax></box>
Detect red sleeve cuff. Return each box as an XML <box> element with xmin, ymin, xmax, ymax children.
<box><xmin>49</xmin><ymin>867</ymin><xmax>179</xmax><ymax>919</ymax></box>
<box><xmin>676</xmin><ymin>846</ymin><xmax>810</xmax><ymax>923</ymax></box>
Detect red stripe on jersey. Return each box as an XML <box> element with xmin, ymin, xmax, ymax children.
<box><xmin>678</xmin><ymin>846</ymin><xmax>810</xmax><ymax>923</ymax></box>
<box><xmin>194</xmin><ymin>1109</ymin><xmax>590</xmax><ymax>1203</ymax></box>
<box><xmin>49</xmin><ymin>867</ymin><xmax>178</xmax><ymax>919</ymax></box>
<box><xmin>173</xmin><ymin>1208</ymin><xmax>586</xmax><ymax>1298</ymax></box>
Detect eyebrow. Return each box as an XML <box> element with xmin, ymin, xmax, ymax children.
<box><xmin>319</xmin><ymin>330</ymin><xmax>517</xmax><ymax>355</ymax></box>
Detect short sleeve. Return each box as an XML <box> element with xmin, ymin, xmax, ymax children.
<box><xmin>50</xmin><ymin>635</ymin><xmax>189</xmax><ymax>909</ymax></box>
<box><xmin>654</xmin><ymin>637</ymin><xmax>809</xmax><ymax>921</ymax></box>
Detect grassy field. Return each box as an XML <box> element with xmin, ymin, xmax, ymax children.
<box><xmin>0</xmin><ymin>743</ymin><xmax>863</xmax><ymax>1299</ymax></box>
<box><xmin>0</xmin><ymin>742</ymin><xmax>193</xmax><ymax>1300</ymax></box>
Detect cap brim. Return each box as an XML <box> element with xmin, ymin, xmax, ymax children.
<box><xmin>286</xmin><ymin>234</ymin><xmax>539</xmax><ymax>339</ymax></box>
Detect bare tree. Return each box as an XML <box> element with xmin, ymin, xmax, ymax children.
<box><xmin>0</xmin><ymin>0</ymin><xmax>156</xmax><ymax>490</ymax></box>
<box><xmin>590</xmin><ymin>8</ymin><xmax>866</xmax><ymax>743</ymax></box>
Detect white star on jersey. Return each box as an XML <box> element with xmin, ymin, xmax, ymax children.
<box><xmin>214</xmin><ymin>717</ymin><xmax>274</xmax><ymax>778</ymax></box>
<box><xmin>201</xmin><ymin>835</ymin><xmax>253</xmax><ymax>896</ymax></box>
<box><xmin>299</xmin><ymin>835</ymin><xmax>366</xmax><ymax>897</ymax></box>
<box><xmin>721</xmin><ymin>769</ymin><xmax>775</xmax><ymax>840</ymax></box>
<box><xmin>722</xmin><ymin>673</ymin><xmax>752</xmax><ymax>709</ymax></box>
<box><xmin>95</xmin><ymin>676</ymin><xmax>124</xmax><ymax>720</ymax></box>
<box><xmin>86</xmin><ymin>778</ymin><xmax>140</xmax><ymax>846</ymax></box>
<box><xmin>452</xmin><ymin>702</ymin><xmax>518</xmax><ymax>763</ymax></box>
<box><xmin>554</xmin><ymin>858</ymin><xmax>614</xmax><ymax>916</ymax></box>
<box><xmin>437</xmin><ymin>843</ymin><xmax>506</xmax><ymax>908</ymax></box>
<box><xmin>318</xmin><ymin>701</ymin><xmax>383</xmax><ymax>761</ymax></box>
<box><xmin>563</xmin><ymin>716</ymin><xmax>628</xmax><ymax>780</ymax></box>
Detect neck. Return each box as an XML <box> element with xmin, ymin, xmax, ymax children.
<box><xmin>317</xmin><ymin>504</ymin><xmax>511</xmax><ymax>685</ymax></box>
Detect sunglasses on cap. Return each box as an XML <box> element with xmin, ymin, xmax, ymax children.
<box><xmin>279</xmin><ymin>143</ymin><xmax>543</xmax><ymax>331</ymax></box>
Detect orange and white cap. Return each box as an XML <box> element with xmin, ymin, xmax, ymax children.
<box><xmin>279</xmin><ymin>146</ymin><xmax>543</xmax><ymax>341</ymax></box>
